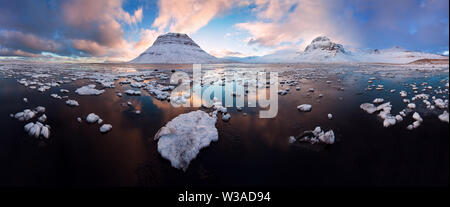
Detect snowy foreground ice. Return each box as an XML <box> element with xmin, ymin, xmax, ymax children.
<box><xmin>154</xmin><ymin>110</ymin><xmax>218</xmax><ymax>171</ymax></box>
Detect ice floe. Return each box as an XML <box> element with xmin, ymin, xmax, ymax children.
<box><xmin>75</xmin><ymin>84</ymin><xmax>105</xmax><ymax>95</ymax></box>
<box><xmin>24</xmin><ymin>122</ymin><xmax>50</xmax><ymax>139</ymax></box>
<box><xmin>38</xmin><ymin>114</ymin><xmax>47</xmax><ymax>123</ymax></box>
<box><xmin>66</xmin><ymin>99</ymin><xmax>79</xmax><ymax>106</ymax></box>
<box><xmin>222</xmin><ymin>113</ymin><xmax>231</xmax><ymax>121</ymax></box>
<box><xmin>297</xmin><ymin>104</ymin><xmax>312</xmax><ymax>112</ymax></box>
<box><xmin>360</xmin><ymin>103</ymin><xmax>378</xmax><ymax>114</ymax></box>
<box><xmin>438</xmin><ymin>111</ymin><xmax>449</xmax><ymax>123</ymax></box>
<box><xmin>291</xmin><ymin>126</ymin><xmax>335</xmax><ymax>145</ymax></box>
<box><xmin>14</xmin><ymin>109</ymin><xmax>36</xmax><ymax>121</ymax></box>
<box><xmin>154</xmin><ymin>110</ymin><xmax>218</xmax><ymax>171</ymax></box>
<box><xmin>86</xmin><ymin>113</ymin><xmax>100</xmax><ymax>124</ymax></box>
<box><xmin>373</xmin><ymin>98</ymin><xmax>384</xmax><ymax>104</ymax></box>
<box><xmin>124</xmin><ymin>89</ymin><xmax>141</xmax><ymax>96</ymax></box>
<box><xmin>100</xmin><ymin>124</ymin><xmax>112</xmax><ymax>133</ymax></box>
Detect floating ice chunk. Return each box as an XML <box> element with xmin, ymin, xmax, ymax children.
<box><xmin>214</xmin><ymin>105</ymin><xmax>227</xmax><ymax>114</ymax></box>
<box><xmin>130</xmin><ymin>82</ymin><xmax>145</xmax><ymax>88</ymax></box>
<box><xmin>117</xmin><ymin>93</ymin><xmax>122</xmax><ymax>97</ymax></box>
<box><xmin>75</xmin><ymin>85</ymin><xmax>105</xmax><ymax>95</ymax></box>
<box><xmin>51</xmin><ymin>94</ymin><xmax>62</xmax><ymax>99</ymax></box>
<box><xmin>360</xmin><ymin>103</ymin><xmax>377</xmax><ymax>114</ymax></box>
<box><xmin>38</xmin><ymin>114</ymin><xmax>47</xmax><ymax>123</ymax></box>
<box><xmin>296</xmin><ymin>126</ymin><xmax>335</xmax><ymax>145</ymax></box>
<box><xmin>328</xmin><ymin>113</ymin><xmax>333</xmax><ymax>119</ymax></box>
<box><xmin>77</xmin><ymin>117</ymin><xmax>82</xmax><ymax>123</ymax></box>
<box><xmin>395</xmin><ymin>115</ymin><xmax>403</xmax><ymax>122</ymax></box>
<box><xmin>100</xmin><ymin>124</ymin><xmax>112</xmax><ymax>133</ymax></box>
<box><xmin>383</xmin><ymin>115</ymin><xmax>396</xmax><ymax>127</ymax></box>
<box><xmin>86</xmin><ymin>113</ymin><xmax>100</xmax><ymax>124</ymax></box>
<box><xmin>124</xmin><ymin>90</ymin><xmax>141</xmax><ymax>96</ymax></box>
<box><xmin>296</xmin><ymin>86</ymin><xmax>301</xmax><ymax>91</ymax></box>
<box><xmin>438</xmin><ymin>111</ymin><xmax>449</xmax><ymax>123</ymax></box>
<box><xmin>154</xmin><ymin>110</ymin><xmax>218</xmax><ymax>171</ymax></box>
<box><xmin>407</xmin><ymin>103</ymin><xmax>416</xmax><ymax>109</ymax></box>
<box><xmin>97</xmin><ymin>119</ymin><xmax>103</xmax><ymax>124</ymax></box>
<box><xmin>28</xmin><ymin>122</ymin><xmax>43</xmax><ymax>138</ymax></box>
<box><xmin>376</xmin><ymin>102</ymin><xmax>391</xmax><ymax>111</ymax></box>
<box><xmin>412</xmin><ymin>94</ymin><xmax>429</xmax><ymax>101</ymax></box>
<box><xmin>373</xmin><ymin>98</ymin><xmax>384</xmax><ymax>104</ymax></box>
<box><xmin>278</xmin><ymin>90</ymin><xmax>288</xmax><ymax>96</ymax></box>
<box><xmin>66</xmin><ymin>99</ymin><xmax>79</xmax><ymax>106</ymax></box>
<box><xmin>14</xmin><ymin>109</ymin><xmax>35</xmax><ymax>121</ymax></box>
<box><xmin>297</xmin><ymin>104</ymin><xmax>312</xmax><ymax>112</ymax></box>
<box><xmin>407</xmin><ymin>125</ymin><xmax>414</xmax><ymax>130</ymax></box>
<box><xmin>318</xmin><ymin>130</ymin><xmax>335</xmax><ymax>144</ymax></box>
<box><xmin>308</xmin><ymin>88</ymin><xmax>314</xmax><ymax>92</ymax></box>
<box><xmin>236</xmin><ymin>106</ymin><xmax>242</xmax><ymax>111</ymax></box>
<box><xmin>35</xmin><ymin>106</ymin><xmax>45</xmax><ymax>113</ymax></box>
<box><xmin>41</xmin><ymin>125</ymin><xmax>50</xmax><ymax>139</ymax></box>
<box><xmin>24</xmin><ymin>122</ymin><xmax>35</xmax><ymax>133</ymax></box>
<box><xmin>23</xmin><ymin>98</ymin><xmax>28</xmax><ymax>103</ymax></box>
<box><xmin>400</xmin><ymin>91</ymin><xmax>407</xmax><ymax>98</ymax></box>
<box><xmin>222</xmin><ymin>113</ymin><xmax>231</xmax><ymax>121</ymax></box>
<box><xmin>60</xmin><ymin>89</ymin><xmax>69</xmax><ymax>93</ymax></box>
<box><xmin>135</xmin><ymin>110</ymin><xmax>141</xmax><ymax>114</ymax></box>
<box><xmin>412</xmin><ymin>112</ymin><xmax>423</xmax><ymax>122</ymax></box>
<box><xmin>434</xmin><ymin>98</ymin><xmax>447</xmax><ymax>109</ymax></box>
<box><xmin>413</xmin><ymin>121</ymin><xmax>421</xmax><ymax>128</ymax></box>
<box><xmin>390</xmin><ymin>89</ymin><xmax>396</xmax><ymax>93</ymax></box>
<box><xmin>288</xmin><ymin>136</ymin><xmax>296</xmax><ymax>144</ymax></box>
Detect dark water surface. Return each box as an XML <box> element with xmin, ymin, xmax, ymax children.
<box><xmin>0</xmin><ymin>63</ymin><xmax>448</xmax><ymax>187</ymax></box>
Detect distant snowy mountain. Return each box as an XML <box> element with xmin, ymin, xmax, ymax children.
<box><xmin>224</xmin><ymin>36</ymin><xmax>447</xmax><ymax>64</ymax></box>
<box><xmin>130</xmin><ymin>33</ymin><xmax>220</xmax><ymax>64</ymax></box>
<box><xmin>352</xmin><ymin>46</ymin><xmax>447</xmax><ymax>64</ymax></box>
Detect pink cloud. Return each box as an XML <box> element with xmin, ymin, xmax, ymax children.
<box><xmin>236</xmin><ymin>0</ymin><xmax>361</xmax><ymax>50</ymax></box>
<box><xmin>153</xmin><ymin>0</ymin><xmax>238</xmax><ymax>34</ymax></box>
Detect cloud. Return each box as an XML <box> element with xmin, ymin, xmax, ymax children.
<box><xmin>0</xmin><ymin>47</ymin><xmax>43</xmax><ymax>58</ymax></box>
<box><xmin>0</xmin><ymin>0</ymin><xmax>149</xmax><ymax>61</ymax></box>
<box><xmin>0</xmin><ymin>30</ymin><xmax>62</xmax><ymax>53</ymax></box>
<box><xmin>236</xmin><ymin>0</ymin><xmax>360</xmax><ymax>50</ymax></box>
<box><xmin>209</xmin><ymin>49</ymin><xmax>248</xmax><ymax>58</ymax></box>
<box><xmin>152</xmin><ymin>0</ymin><xmax>238</xmax><ymax>34</ymax></box>
<box><xmin>236</xmin><ymin>0</ymin><xmax>448</xmax><ymax>53</ymax></box>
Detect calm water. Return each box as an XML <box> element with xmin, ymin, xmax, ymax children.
<box><xmin>0</xmin><ymin>62</ymin><xmax>448</xmax><ymax>187</ymax></box>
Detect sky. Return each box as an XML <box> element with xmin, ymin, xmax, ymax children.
<box><xmin>0</xmin><ymin>0</ymin><xmax>448</xmax><ymax>62</ymax></box>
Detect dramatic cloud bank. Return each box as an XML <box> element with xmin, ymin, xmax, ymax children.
<box><xmin>0</xmin><ymin>0</ymin><xmax>448</xmax><ymax>61</ymax></box>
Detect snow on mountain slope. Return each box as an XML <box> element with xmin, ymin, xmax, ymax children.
<box><xmin>352</xmin><ymin>46</ymin><xmax>447</xmax><ymax>64</ymax></box>
<box><xmin>225</xmin><ymin>36</ymin><xmax>446</xmax><ymax>64</ymax></box>
<box><xmin>130</xmin><ymin>33</ymin><xmax>220</xmax><ymax>64</ymax></box>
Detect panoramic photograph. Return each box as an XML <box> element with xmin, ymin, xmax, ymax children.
<box><xmin>0</xmin><ymin>0</ymin><xmax>448</xmax><ymax>205</ymax></box>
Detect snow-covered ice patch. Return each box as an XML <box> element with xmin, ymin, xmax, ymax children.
<box><xmin>100</xmin><ymin>124</ymin><xmax>112</xmax><ymax>133</ymax></box>
<box><xmin>66</xmin><ymin>99</ymin><xmax>79</xmax><ymax>106</ymax></box>
<box><xmin>75</xmin><ymin>84</ymin><xmax>105</xmax><ymax>95</ymax></box>
<box><xmin>154</xmin><ymin>110</ymin><xmax>218</xmax><ymax>171</ymax></box>
<box><xmin>297</xmin><ymin>104</ymin><xmax>312</xmax><ymax>112</ymax></box>
<box><xmin>86</xmin><ymin>113</ymin><xmax>100</xmax><ymax>124</ymax></box>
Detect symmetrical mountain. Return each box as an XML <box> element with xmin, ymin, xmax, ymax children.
<box><xmin>130</xmin><ymin>33</ymin><xmax>220</xmax><ymax>64</ymax></box>
<box><xmin>304</xmin><ymin>36</ymin><xmax>347</xmax><ymax>54</ymax></box>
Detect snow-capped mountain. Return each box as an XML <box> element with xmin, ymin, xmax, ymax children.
<box><xmin>304</xmin><ymin>36</ymin><xmax>347</xmax><ymax>54</ymax></box>
<box><xmin>224</xmin><ymin>36</ymin><xmax>447</xmax><ymax>64</ymax></box>
<box><xmin>352</xmin><ymin>46</ymin><xmax>447</xmax><ymax>64</ymax></box>
<box><xmin>130</xmin><ymin>33</ymin><xmax>220</xmax><ymax>64</ymax></box>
